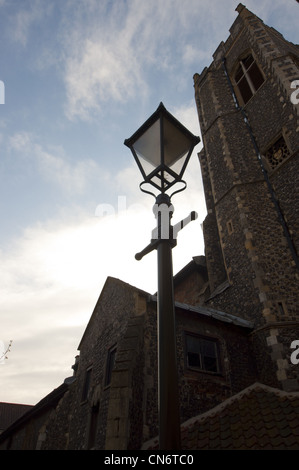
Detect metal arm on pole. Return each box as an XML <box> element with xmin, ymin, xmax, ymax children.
<box><xmin>135</xmin><ymin>239</ymin><xmax>160</xmax><ymax>261</ymax></box>
<box><xmin>135</xmin><ymin>210</ymin><xmax>198</xmax><ymax>260</ymax></box>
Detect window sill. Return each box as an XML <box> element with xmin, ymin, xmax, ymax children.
<box><xmin>184</xmin><ymin>367</ymin><xmax>223</xmax><ymax>378</ymax></box>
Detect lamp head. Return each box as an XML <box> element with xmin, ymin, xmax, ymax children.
<box><xmin>124</xmin><ymin>102</ymin><xmax>200</xmax><ymax>195</ymax></box>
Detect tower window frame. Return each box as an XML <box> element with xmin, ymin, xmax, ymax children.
<box><xmin>233</xmin><ymin>53</ymin><xmax>265</xmax><ymax>105</ymax></box>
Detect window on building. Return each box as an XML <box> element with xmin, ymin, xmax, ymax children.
<box><xmin>227</xmin><ymin>220</ymin><xmax>234</xmax><ymax>235</ymax></box>
<box><xmin>87</xmin><ymin>403</ymin><xmax>99</xmax><ymax>449</ymax></box>
<box><xmin>82</xmin><ymin>367</ymin><xmax>92</xmax><ymax>402</ymax></box>
<box><xmin>234</xmin><ymin>54</ymin><xmax>264</xmax><ymax>104</ymax></box>
<box><xmin>277</xmin><ymin>301</ymin><xmax>287</xmax><ymax>316</ymax></box>
<box><xmin>185</xmin><ymin>334</ymin><xmax>221</xmax><ymax>373</ymax></box>
<box><xmin>105</xmin><ymin>346</ymin><xmax>116</xmax><ymax>386</ymax></box>
<box><xmin>264</xmin><ymin>135</ymin><xmax>291</xmax><ymax>170</ymax></box>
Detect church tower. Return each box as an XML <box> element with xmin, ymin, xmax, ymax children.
<box><xmin>194</xmin><ymin>4</ymin><xmax>299</xmax><ymax>391</ymax></box>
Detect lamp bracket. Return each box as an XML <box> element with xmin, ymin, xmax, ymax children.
<box><xmin>139</xmin><ymin>181</ymin><xmax>158</xmax><ymax>199</ymax></box>
<box><xmin>169</xmin><ymin>180</ymin><xmax>187</xmax><ymax>199</ymax></box>
<box><xmin>139</xmin><ymin>179</ymin><xmax>187</xmax><ymax>200</ymax></box>
<box><xmin>135</xmin><ymin>209</ymin><xmax>198</xmax><ymax>261</ymax></box>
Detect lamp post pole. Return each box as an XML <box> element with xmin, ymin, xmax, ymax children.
<box><xmin>156</xmin><ymin>194</ymin><xmax>180</xmax><ymax>450</ymax></box>
<box><xmin>157</xmin><ymin>239</ymin><xmax>180</xmax><ymax>449</ymax></box>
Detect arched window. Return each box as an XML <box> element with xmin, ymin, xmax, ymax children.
<box><xmin>234</xmin><ymin>54</ymin><xmax>264</xmax><ymax>104</ymax></box>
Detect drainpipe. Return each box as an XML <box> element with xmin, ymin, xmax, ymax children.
<box><xmin>222</xmin><ymin>58</ymin><xmax>299</xmax><ymax>272</ymax></box>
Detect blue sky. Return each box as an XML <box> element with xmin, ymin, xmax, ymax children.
<box><xmin>0</xmin><ymin>0</ymin><xmax>298</xmax><ymax>405</ymax></box>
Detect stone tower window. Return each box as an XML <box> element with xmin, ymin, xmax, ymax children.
<box><xmin>234</xmin><ymin>54</ymin><xmax>264</xmax><ymax>104</ymax></box>
<box><xmin>264</xmin><ymin>136</ymin><xmax>291</xmax><ymax>170</ymax></box>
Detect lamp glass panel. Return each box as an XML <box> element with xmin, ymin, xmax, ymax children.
<box><xmin>133</xmin><ymin>120</ymin><xmax>161</xmax><ymax>176</ymax></box>
<box><xmin>162</xmin><ymin>117</ymin><xmax>193</xmax><ymax>175</ymax></box>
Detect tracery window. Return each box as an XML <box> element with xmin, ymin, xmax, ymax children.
<box><xmin>234</xmin><ymin>54</ymin><xmax>264</xmax><ymax>104</ymax></box>
<box><xmin>264</xmin><ymin>136</ymin><xmax>291</xmax><ymax>170</ymax></box>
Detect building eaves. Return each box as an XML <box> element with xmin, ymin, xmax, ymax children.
<box><xmin>149</xmin><ymin>295</ymin><xmax>253</xmax><ymax>329</ymax></box>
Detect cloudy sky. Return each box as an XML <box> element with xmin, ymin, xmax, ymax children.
<box><xmin>0</xmin><ymin>0</ymin><xmax>298</xmax><ymax>405</ymax></box>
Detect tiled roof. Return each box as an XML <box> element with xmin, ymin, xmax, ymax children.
<box><xmin>0</xmin><ymin>383</ymin><xmax>69</xmax><ymax>444</ymax></box>
<box><xmin>143</xmin><ymin>383</ymin><xmax>299</xmax><ymax>450</ymax></box>
<box><xmin>0</xmin><ymin>402</ymin><xmax>33</xmax><ymax>433</ymax></box>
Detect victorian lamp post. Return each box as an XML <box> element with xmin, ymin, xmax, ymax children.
<box><xmin>124</xmin><ymin>102</ymin><xmax>200</xmax><ymax>450</ymax></box>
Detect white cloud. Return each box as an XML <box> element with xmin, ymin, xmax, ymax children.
<box><xmin>8</xmin><ymin>131</ymin><xmax>33</xmax><ymax>151</ymax></box>
<box><xmin>8</xmin><ymin>131</ymin><xmax>109</xmax><ymax>195</ymax></box>
<box><xmin>35</xmin><ymin>145</ymin><xmax>107</xmax><ymax>194</ymax></box>
<box><xmin>64</xmin><ymin>38</ymin><xmax>144</xmax><ymax>120</ymax></box>
<box><xmin>60</xmin><ymin>0</ymin><xmax>238</xmax><ymax>121</ymax></box>
<box><xmin>8</xmin><ymin>0</ymin><xmax>53</xmax><ymax>47</ymax></box>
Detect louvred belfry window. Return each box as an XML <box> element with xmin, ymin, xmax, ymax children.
<box><xmin>264</xmin><ymin>136</ymin><xmax>291</xmax><ymax>170</ymax></box>
<box><xmin>234</xmin><ymin>54</ymin><xmax>264</xmax><ymax>104</ymax></box>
